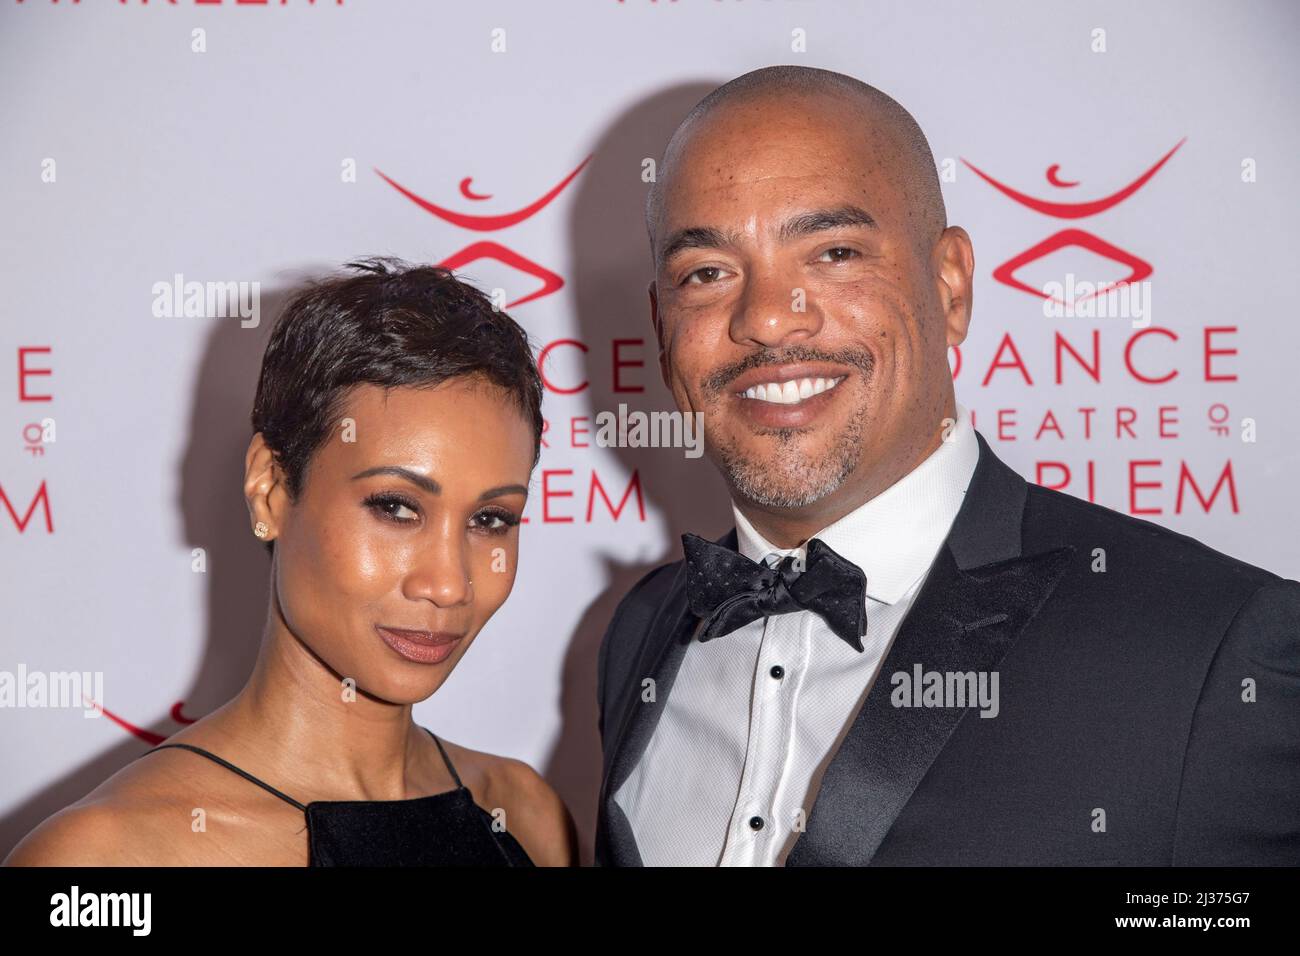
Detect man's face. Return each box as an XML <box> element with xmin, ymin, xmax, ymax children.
<box><xmin>649</xmin><ymin>94</ymin><xmax>968</xmax><ymax>515</ymax></box>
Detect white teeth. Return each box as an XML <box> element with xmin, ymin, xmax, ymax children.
<box><xmin>741</xmin><ymin>376</ymin><xmax>844</xmax><ymax>404</ymax></box>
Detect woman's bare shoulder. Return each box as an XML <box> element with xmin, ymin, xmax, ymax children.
<box><xmin>4</xmin><ymin>761</ymin><xmax>182</xmax><ymax>866</ymax></box>
<box><xmin>5</xmin><ymin>744</ymin><xmax>301</xmax><ymax>867</ymax></box>
<box><xmin>436</xmin><ymin>737</ymin><xmax>578</xmax><ymax>867</ymax></box>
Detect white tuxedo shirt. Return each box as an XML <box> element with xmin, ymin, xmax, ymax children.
<box><xmin>613</xmin><ymin>404</ymin><xmax>980</xmax><ymax>865</ymax></box>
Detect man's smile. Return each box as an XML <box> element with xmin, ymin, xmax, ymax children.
<box><xmin>737</xmin><ymin>374</ymin><xmax>845</xmax><ymax>404</ymax></box>
<box><xmin>725</xmin><ymin>362</ymin><xmax>854</xmax><ymax>427</ymax></box>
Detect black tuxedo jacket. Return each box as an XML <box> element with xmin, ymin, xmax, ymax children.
<box><xmin>594</xmin><ymin>431</ymin><xmax>1300</xmax><ymax>865</ymax></box>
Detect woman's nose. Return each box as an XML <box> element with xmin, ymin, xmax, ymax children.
<box><xmin>400</xmin><ymin>529</ymin><xmax>473</xmax><ymax>608</ymax></box>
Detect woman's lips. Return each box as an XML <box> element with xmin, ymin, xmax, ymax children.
<box><xmin>375</xmin><ymin>626</ymin><xmax>464</xmax><ymax>665</ymax></box>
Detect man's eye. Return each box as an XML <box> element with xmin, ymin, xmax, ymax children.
<box><xmin>683</xmin><ymin>266</ymin><xmax>726</xmax><ymax>286</ymax></box>
<box><xmin>819</xmin><ymin>247</ymin><xmax>860</xmax><ymax>263</ymax></box>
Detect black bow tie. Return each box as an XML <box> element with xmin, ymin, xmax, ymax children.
<box><xmin>681</xmin><ymin>532</ymin><xmax>868</xmax><ymax>652</ymax></box>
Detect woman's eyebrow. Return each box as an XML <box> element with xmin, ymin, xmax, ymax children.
<box><xmin>351</xmin><ymin>467</ymin><xmax>527</xmax><ymax>502</ymax></box>
<box><xmin>351</xmin><ymin>466</ymin><xmax>439</xmax><ymax>495</ymax></box>
<box><xmin>477</xmin><ymin>484</ymin><xmax>529</xmax><ymax>502</ymax></box>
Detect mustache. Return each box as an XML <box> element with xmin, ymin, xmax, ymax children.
<box><xmin>701</xmin><ymin>345</ymin><xmax>876</xmax><ymax>394</ymax></box>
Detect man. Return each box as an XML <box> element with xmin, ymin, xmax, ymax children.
<box><xmin>594</xmin><ymin>65</ymin><xmax>1300</xmax><ymax>866</ymax></box>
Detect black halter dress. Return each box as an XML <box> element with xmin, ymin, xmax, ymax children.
<box><xmin>137</xmin><ymin>726</ymin><xmax>535</xmax><ymax>866</ymax></box>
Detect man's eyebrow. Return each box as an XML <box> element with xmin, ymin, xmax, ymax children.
<box><xmin>659</xmin><ymin>226</ymin><xmax>736</xmax><ymax>270</ymax></box>
<box><xmin>351</xmin><ymin>467</ymin><xmax>528</xmax><ymax>502</ymax></box>
<box><xmin>658</xmin><ymin>205</ymin><xmax>878</xmax><ymax>269</ymax></box>
<box><xmin>777</xmin><ymin>204</ymin><xmax>878</xmax><ymax>241</ymax></box>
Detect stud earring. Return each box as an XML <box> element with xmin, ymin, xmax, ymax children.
<box><xmin>253</xmin><ymin>521</ymin><xmax>269</xmax><ymax>539</ymax></box>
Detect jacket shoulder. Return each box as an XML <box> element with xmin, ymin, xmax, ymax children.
<box><xmin>1022</xmin><ymin>482</ymin><xmax>1288</xmax><ymax>595</ymax></box>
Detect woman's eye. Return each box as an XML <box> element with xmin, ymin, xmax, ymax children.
<box><xmin>472</xmin><ymin>508</ymin><xmax>521</xmax><ymax>535</ymax></box>
<box><xmin>819</xmin><ymin>247</ymin><xmax>860</xmax><ymax>264</ymax></box>
<box><xmin>364</xmin><ymin>493</ymin><xmax>420</xmax><ymax>524</ymax></box>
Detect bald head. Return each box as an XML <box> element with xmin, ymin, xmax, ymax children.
<box><xmin>645</xmin><ymin>65</ymin><xmax>947</xmax><ymax>265</ymax></box>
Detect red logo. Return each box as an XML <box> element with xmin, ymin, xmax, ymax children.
<box><xmin>375</xmin><ymin>156</ymin><xmax>591</xmax><ymax>309</ymax></box>
<box><xmin>962</xmin><ymin>138</ymin><xmax>1185</xmax><ymax>305</ymax></box>
<box><xmin>85</xmin><ymin>698</ymin><xmax>198</xmax><ymax>747</ymax></box>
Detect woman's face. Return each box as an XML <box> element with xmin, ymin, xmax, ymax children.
<box><xmin>262</xmin><ymin>377</ymin><xmax>535</xmax><ymax>704</ymax></box>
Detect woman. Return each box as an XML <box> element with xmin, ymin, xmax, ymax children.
<box><xmin>6</xmin><ymin>258</ymin><xmax>575</xmax><ymax>866</ymax></box>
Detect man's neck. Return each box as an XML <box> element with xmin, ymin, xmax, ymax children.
<box><xmin>733</xmin><ymin>405</ymin><xmax>955</xmax><ymax>550</ymax></box>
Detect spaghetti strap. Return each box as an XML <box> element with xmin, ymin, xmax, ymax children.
<box><xmin>141</xmin><ymin>743</ymin><xmax>307</xmax><ymax>812</ymax></box>
<box><xmin>134</xmin><ymin>730</ymin><xmax>531</xmax><ymax>865</ymax></box>
<box><xmin>423</xmin><ymin>727</ymin><xmax>464</xmax><ymax>789</ymax></box>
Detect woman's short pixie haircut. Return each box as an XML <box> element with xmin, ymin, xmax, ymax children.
<box><xmin>250</xmin><ymin>257</ymin><xmax>543</xmax><ymax>545</ymax></box>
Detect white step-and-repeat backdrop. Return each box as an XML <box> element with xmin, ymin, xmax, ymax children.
<box><xmin>3</xmin><ymin>0</ymin><xmax>1297</xmax><ymax>861</ymax></box>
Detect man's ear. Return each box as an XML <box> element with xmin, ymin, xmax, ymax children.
<box><xmin>648</xmin><ymin>280</ymin><xmax>670</xmax><ymax>389</ymax></box>
<box><xmin>934</xmin><ymin>226</ymin><xmax>975</xmax><ymax>349</ymax></box>
<box><xmin>244</xmin><ymin>432</ymin><xmax>287</xmax><ymax>541</ymax></box>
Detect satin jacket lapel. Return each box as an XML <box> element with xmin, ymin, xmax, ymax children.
<box><xmin>785</xmin><ymin>432</ymin><xmax>1074</xmax><ymax>866</ymax></box>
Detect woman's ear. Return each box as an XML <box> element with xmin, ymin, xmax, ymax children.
<box><xmin>243</xmin><ymin>432</ymin><xmax>286</xmax><ymax>542</ymax></box>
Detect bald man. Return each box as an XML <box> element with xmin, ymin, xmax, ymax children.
<box><xmin>594</xmin><ymin>65</ymin><xmax>1300</xmax><ymax>866</ymax></box>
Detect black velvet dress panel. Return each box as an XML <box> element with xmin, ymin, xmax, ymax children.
<box><xmin>305</xmin><ymin>787</ymin><xmax>534</xmax><ymax>866</ymax></box>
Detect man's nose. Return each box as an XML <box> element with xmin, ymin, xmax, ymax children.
<box><xmin>728</xmin><ymin>265</ymin><xmax>824</xmax><ymax>348</ymax></box>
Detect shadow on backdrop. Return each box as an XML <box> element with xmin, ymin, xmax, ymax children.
<box><xmin>540</xmin><ymin>80</ymin><xmax>735</xmax><ymax>864</ymax></box>
<box><xmin>0</xmin><ymin>280</ymin><xmax>317</xmax><ymax>856</ymax></box>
